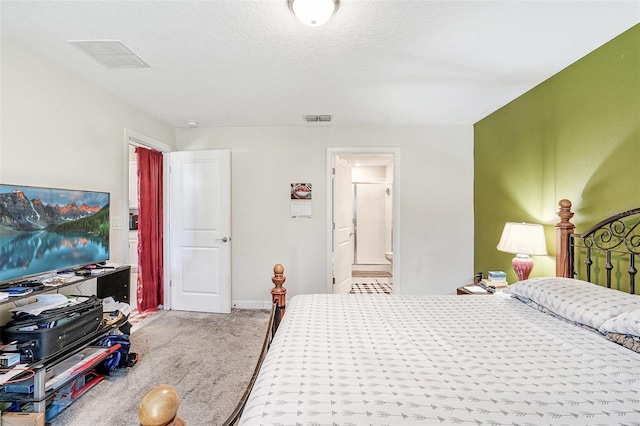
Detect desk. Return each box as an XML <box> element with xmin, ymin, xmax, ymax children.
<box><xmin>0</xmin><ymin>266</ymin><xmax>131</xmax><ymax>306</ymax></box>
<box><xmin>95</xmin><ymin>266</ymin><xmax>130</xmax><ymax>303</ymax></box>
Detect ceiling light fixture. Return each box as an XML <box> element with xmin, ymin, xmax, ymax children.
<box><xmin>289</xmin><ymin>0</ymin><xmax>339</xmax><ymax>27</ymax></box>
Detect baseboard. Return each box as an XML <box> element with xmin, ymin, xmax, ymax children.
<box><xmin>232</xmin><ymin>300</ymin><xmax>273</xmax><ymax>310</ymax></box>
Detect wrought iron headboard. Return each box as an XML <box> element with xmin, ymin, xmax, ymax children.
<box><xmin>568</xmin><ymin>207</ymin><xmax>640</xmax><ymax>294</ymax></box>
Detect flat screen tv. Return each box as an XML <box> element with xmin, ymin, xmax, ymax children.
<box><xmin>0</xmin><ymin>184</ymin><xmax>110</xmax><ymax>285</ymax></box>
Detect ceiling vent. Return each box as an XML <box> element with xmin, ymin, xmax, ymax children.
<box><xmin>303</xmin><ymin>114</ymin><xmax>332</xmax><ymax>123</ymax></box>
<box><xmin>68</xmin><ymin>40</ymin><xmax>151</xmax><ymax>68</ymax></box>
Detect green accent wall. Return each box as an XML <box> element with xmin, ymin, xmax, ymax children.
<box><xmin>474</xmin><ymin>24</ymin><xmax>640</xmax><ymax>283</ymax></box>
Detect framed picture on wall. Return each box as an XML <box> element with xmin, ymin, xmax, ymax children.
<box><xmin>291</xmin><ymin>183</ymin><xmax>312</xmax><ymax>218</ymax></box>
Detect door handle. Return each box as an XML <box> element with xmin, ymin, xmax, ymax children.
<box><xmin>216</xmin><ymin>237</ymin><xmax>228</xmax><ymax>243</ymax></box>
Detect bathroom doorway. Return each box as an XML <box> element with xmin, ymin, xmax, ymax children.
<box><xmin>327</xmin><ymin>148</ymin><xmax>399</xmax><ymax>295</ymax></box>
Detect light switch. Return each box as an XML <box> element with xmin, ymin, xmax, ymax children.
<box><xmin>112</xmin><ymin>216</ymin><xmax>124</xmax><ymax>229</ymax></box>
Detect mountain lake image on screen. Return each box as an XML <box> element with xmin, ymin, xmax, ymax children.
<box><xmin>0</xmin><ymin>184</ymin><xmax>110</xmax><ymax>284</ymax></box>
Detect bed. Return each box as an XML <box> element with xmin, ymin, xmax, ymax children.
<box><xmin>230</xmin><ymin>199</ymin><xmax>640</xmax><ymax>425</ymax></box>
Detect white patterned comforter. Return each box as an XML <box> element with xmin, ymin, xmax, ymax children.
<box><xmin>240</xmin><ymin>294</ymin><xmax>640</xmax><ymax>425</ymax></box>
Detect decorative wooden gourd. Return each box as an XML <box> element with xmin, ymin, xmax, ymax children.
<box><xmin>138</xmin><ymin>384</ymin><xmax>185</xmax><ymax>426</ymax></box>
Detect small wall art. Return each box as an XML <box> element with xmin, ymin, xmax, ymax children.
<box><xmin>290</xmin><ymin>183</ymin><xmax>312</xmax><ymax>218</ymax></box>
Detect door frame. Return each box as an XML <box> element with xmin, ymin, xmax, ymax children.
<box><xmin>326</xmin><ymin>147</ymin><xmax>401</xmax><ymax>294</ymax></box>
<box><xmin>123</xmin><ymin>129</ymin><xmax>172</xmax><ymax>308</ymax></box>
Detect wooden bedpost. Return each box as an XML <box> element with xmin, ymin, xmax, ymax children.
<box><xmin>555</xmin><ymin>199</ymin><xmax>575</xmax><ymax>278</ymax></box>
<box><xmin>271</xmin><ymin>264</ymin><xmax>287</xmax><ymax>321</ymax></box>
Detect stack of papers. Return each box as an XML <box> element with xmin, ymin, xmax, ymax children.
<box><xmin>481</xmin><ymin>278</ymin><xmax>508</xmax><ymax>288</ymax></box>
<box><xmin>11</xmin><ymin>294</ymin><xmax>70</xmax><ymax>316</ymax></box>
<box><xmin>102</xmin><ymin>296</ymin><xmax>132</xmax><ymax>316</ymax></box>
<box><xmin>463</xmin><ymin>285</ymin><xmax>488</xmax><ymax>294</ymax></box>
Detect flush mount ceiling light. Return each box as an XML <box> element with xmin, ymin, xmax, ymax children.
<box><xmin>289</xmin><ymin>0</ymin><xmax>339</xmax><ymax>27</ymax></box>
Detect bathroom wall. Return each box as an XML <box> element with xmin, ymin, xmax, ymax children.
<box><xmin>352</xmin><ymin>166</ymin><xmax>393</xmax><ymax>264</ymax></box>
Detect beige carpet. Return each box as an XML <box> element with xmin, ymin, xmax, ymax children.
<box><xmin>48</xmin><ymin>309</ymin><xmax>271</xmax><ymax>426</ymax></box>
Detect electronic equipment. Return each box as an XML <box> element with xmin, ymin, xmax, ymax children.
<box><xmin>129</xmin><ymin>214</ymin><xmax>138</xmax><ymax>230</ymax></box>
<box><xmin>5</xmin><ymin>380</ymin><xmax>34</xmax><ymax>393</ymax></box>
<box><xmin>0</xmin><ymin>184</ymin><xmax>110</xmax><ymax>286</ymax></box>
<box><xmin>0</xmin><ymin>353</ymin><xmax>21</xmax><ymax>367</ymax></box>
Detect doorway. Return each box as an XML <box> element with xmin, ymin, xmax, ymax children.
<box><xmin>326</xmin><ymin>147</ymin><xmax>400</xmax><ymax>295</ymax></box>
<box><xmin>124</xmin><ymin>130</ymin><xmax>171</xmax><ymax>313</ymax></box>
<box><xmin>125</xmin><ymin>136</ymin><xmax>232</xmax><ymax>314</ymax></box>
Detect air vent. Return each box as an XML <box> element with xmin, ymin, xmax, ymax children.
<box><xmin>68</xmin><ymin>40</ymin><xmax>151</xmax><ymax>68</ymax></box>
<box><xmin>303</xmin><ymin>114</ymin><xmax>333</xmax><ymax>123</ymax></box>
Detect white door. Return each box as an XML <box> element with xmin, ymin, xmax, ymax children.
<box><xmin>333</xmin><ymin>156</ymin><xmax>354</xmax><ymax>294</ymax></box>
<box><xmin>169</xmin><ymin>150</ymin><xmax>231</xmax><ymax>313</ymax></box>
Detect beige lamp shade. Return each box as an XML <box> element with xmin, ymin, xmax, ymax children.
<box><xmin>496</xmin><ymin>222</ymin><xmax>548</xmax><ymax>256</ymax></box>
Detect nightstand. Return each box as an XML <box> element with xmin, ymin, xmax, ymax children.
<box><xmin>457</xmin><ymin>284</ymin><xmax>492</xmax><ymax>295</ymax></box>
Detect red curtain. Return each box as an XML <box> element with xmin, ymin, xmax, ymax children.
<box><xmin>136</xmin><ymin>147</ymin><xmax>164</xmax><ymax>313</ymax></box>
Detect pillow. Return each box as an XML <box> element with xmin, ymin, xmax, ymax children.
<box><xmin>511</xmin><ymin>294</ymin><xmax>599</xmax><ymax>332</ymax></box>
<box><xmin>599</xmin><ymin>309</ymin><xmax>640</xmax><ymax>336</ymax></box>
<box><xmin>605</xmin><ymin>332</ymin><xmax>640</xmax><ymax>353</ymax></box>
<box><xmin>505</xmin><ymin>277</ymin><xmax>640</xmax><ymax>330</ymax></box>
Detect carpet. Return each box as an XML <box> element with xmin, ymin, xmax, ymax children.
<box><xmin>48</xmin><ymin>309</ymin><xmax>271</xmax><ymax>426</ymax></box>
<box><xmin>352</xmin><ymin>271</ymin><xmax>392</xmax><ymax>277</ymax></box>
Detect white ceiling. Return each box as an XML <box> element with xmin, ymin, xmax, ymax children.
<box><xmin>2</xmin><ymin>1</ymin><xmax>639</xmax><ymax>128</ymax></box>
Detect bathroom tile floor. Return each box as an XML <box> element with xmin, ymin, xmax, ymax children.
<box><xmin>350</xmin><ymin>276</ymin><xmax>393</xmax><ymax>294</ymax></box>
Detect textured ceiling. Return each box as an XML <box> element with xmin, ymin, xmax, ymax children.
<box><xmin>2</xmin><ymin>1</ymin><xmax>639</xmax><ymax>128</ymax></box>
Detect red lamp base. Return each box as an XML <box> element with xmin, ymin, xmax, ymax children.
<box><xmin>512</xmin><ymin>254</ymin><xmax>534</xmax><ymax>281</ymax></box>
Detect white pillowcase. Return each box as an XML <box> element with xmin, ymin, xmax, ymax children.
<box><xmin>600</xmin><ymin>310</ymin><xmax>640</xmax><ymax>336</ymax></box>
<box><xmin>506</xmin><ymin>277</ymin><xmax>640</xmax><ymax>332</ymax></box>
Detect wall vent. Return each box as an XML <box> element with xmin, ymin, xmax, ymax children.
<box><xmin>303</xmin><ymin>114</ymin><xmax>332</xmax><ymax>123</ymax></box>
<box><xmin>68</xmin><ymin>40</ymin><xmax>151</xmax><ymax>68</ymax></box>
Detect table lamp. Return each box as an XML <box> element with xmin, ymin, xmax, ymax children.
<box><xmin>496</xmin><ymin>222</ymin><xmax>547</xmax><ymax>281</ymax></box>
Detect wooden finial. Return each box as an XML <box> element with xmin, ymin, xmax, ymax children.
<box><xmin>271</xmin><ymin>264</ymin><xmax>287</xmax><ymax>319</ymax></box>
<box><xmin>273</xmin><ymin>263</ymin><xmax>284</xmax><ymax>276</ymax></box>
<box><xmin>557</xmin><ymin>199</ymin><xmax>574</xmax><ymax>226</ymax></box>
<box><xmin>555</xmin><ymin>199</ymin><xmax>575</xmax><ymax>278</ymax></box>
<box><xmin>139</xmin><ymin>384</ymin><xmax>185</xmax><ymax>426</ymax></box>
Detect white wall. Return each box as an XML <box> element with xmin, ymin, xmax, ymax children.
<box><xmin>0</xmin><ymin>38</ymin><xmax>475</xmax><ymax>308</ymax></box>
<box><xmin>175</xmin><ymin>125</ymin><xmax>475</xmax><ymax>306</ymax></box>
<box><xmin>0</xmin><ymin>39</ymin><xmax>175</xmax><ymax>265</ymax></box>
<box><xmin>352</xmin><ymin>165</ymin><xmax>387</xmax><ymax>183</ymax></box>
